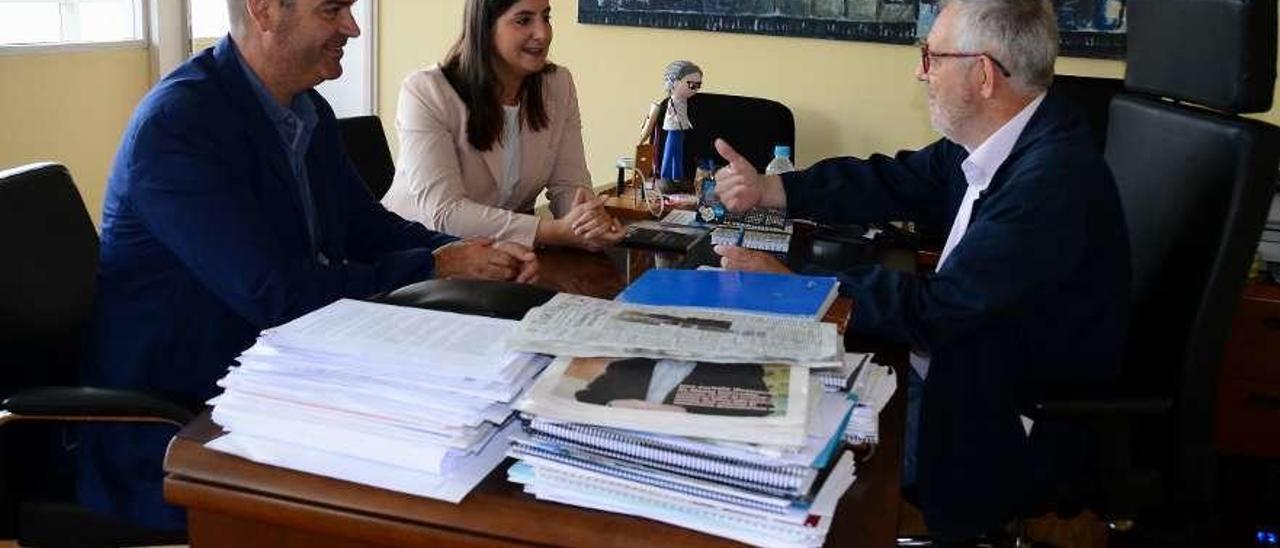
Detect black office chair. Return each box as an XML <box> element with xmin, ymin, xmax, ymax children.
<box><xmin>651</xmin><ymin>92</ymin><xmax>796</xmax><ymax>179</ymax></box>
<box><xmin>1024</xmin><ymin>0</ymin><xmax>1280</xmax><ymax>544</ymax></box>
<box><xmin>337</xmin><ymin>115</ymin><xmax>396</xmax><ymax>200</ymax></box>
<box><xmin>1050</xmin><ymin>74</ymin><xmax>1125</xmax><ymax>152</ymax></box>
<box><xmin>0</xmin><ymin>163</ymin><xmax>194</xmax><ymax>546</ymax></box>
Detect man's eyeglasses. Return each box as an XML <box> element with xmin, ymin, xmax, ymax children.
<box><xmin>686</xmin><ymin>81</ymin><xmax>702</xmax><ymax>91</ymax></box>
<box><xmin>919</xmin><ymin>42</ymin><xmax>1012</xmax><ymax>78</ymax></box>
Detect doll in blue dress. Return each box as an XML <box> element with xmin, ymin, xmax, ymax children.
<box><xmin>639</xmin><ymin>61</ymin><xmax>703</xmax><ymax>188</ymax></box>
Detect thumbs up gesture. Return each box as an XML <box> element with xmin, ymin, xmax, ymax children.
<box><xmin>713</xmin><ymin>139</ymin><xmax>786</xmax><ymax>212</ymax></box>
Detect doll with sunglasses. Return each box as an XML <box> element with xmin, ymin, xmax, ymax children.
<box><xmin>639</xmin><ymin>60</ymin><xmax>703</xmax><ymax>190</ymax></box>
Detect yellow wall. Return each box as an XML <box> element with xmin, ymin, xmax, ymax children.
<box><xmin>379</xmin><ymin>0</ymin><xmax>1280</xmax><ymax>185</ymax></box>
<box><xmin>0</xmin><ymin>47</ymin><xmax>151</xmax><ymax>225</ymax></box>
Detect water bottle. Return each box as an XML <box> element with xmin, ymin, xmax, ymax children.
<box><xmin>765</xmin><ymin>145</ymin><xmax>795</xmax><ymax>175</ymax></box>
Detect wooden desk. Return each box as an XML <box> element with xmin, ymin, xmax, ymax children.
<box><xmin>163</xmin><ymin>246</ymin><xmax>904</xmax><ymax>547</ymax></box>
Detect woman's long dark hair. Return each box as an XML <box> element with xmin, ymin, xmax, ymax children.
<box><xmin>442</xmin><ymin>0</ymin><xmax>556</xmax><ymax>152</ymax></box>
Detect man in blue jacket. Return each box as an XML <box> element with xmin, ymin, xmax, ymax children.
<box><xmin>713</xmin><ymin>0</ymin><xmax>1130</xmax><ymax>538</ymax></box>
<box><xmin>79</xmin><ymin>0</ymin><xmax>539</xmax><ymax>530</ymax></box>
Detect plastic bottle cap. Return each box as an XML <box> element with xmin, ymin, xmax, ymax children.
<box><xmin>774</xmin><ymin>145</ymin><xmax>792</xmax><ymax>158</ymax></box>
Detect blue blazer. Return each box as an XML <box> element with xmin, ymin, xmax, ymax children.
<box><xmin>781</xmin><ymin>90</ymin><xmax>1131</xmax><ymax>536</ymax></box>
<box><xmin>78</xmin><ymin>38</ymin><xmax>456</xmax><ymax>529</ymax></box>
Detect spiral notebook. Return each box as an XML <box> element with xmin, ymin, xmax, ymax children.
<box><xmin>524</xmin><ymin>419</ymin><xmax>815</xmax><ymax>495</ymax></box>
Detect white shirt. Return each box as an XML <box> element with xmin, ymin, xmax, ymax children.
<box><xmin>646</xmin><ymin>359</ymin><xmax>698</xmax><ymax>403</ymax></box>
<box><xmin>663</xmin><ymin>96</ymin><xmax>692</xmax><ymax>131</ymax></box>
<box><xmin>500</xmin><ymin>105</ymin><xmax>521</xmax><ymax>205</ymax></box>
<box><xmin>910</xmin><ymin>92</ymin><xmax>1046</xmax><ymax>380</ymax></box>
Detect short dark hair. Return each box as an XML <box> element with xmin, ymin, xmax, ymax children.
<box><xmin>226</xmin><ymin>0</ymin><xmax>297</xmax><ymax>36</ymax></box>
<box><xmin>442</xmin><ymin>0</ymin><xmax>556</xmax><ymax>152</ymax></box>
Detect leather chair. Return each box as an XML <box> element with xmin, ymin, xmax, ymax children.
<box><xmin>651</xmin><ymin>92</ymin><xmax>796</xmax><ymax>179</ymax></box>
<box><xmin>1023</xmin><ymin>0</ymin><xmax>1280</xmax><ymax>543</ymax></box>
<box><xmin>377</xmin><ymin>279</ymin><xmax>557</xmax><ymax>321</ymax></box>
<box><xmin>337</xmin><ymin>115</ymin><xmax>396</xmax><ymax>200</ymax></box>
<box><xmin>0</xmin><ymin>163</ymin><xmax>194</xmax><ymax>546</ymax></box>
<box><xmin>1050</xmin><ymin>74</ymin><xmax>1125</xmax><ymax>151</ymax></box>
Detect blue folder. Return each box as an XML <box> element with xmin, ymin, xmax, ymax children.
<box><xmin>616</xmin><ymin>269</ymin><xmax>839</xmax><ymax>320</ymax></box>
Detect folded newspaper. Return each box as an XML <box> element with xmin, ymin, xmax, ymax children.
<box><xmin>507</xmin><ymin>294</ymin><xmax>842</xmax><ymax>367</ymax></box>
<box><xmin>515</xmin><ymin>356</ymin><xmax>812</xmax><ymax>446</ymax></box>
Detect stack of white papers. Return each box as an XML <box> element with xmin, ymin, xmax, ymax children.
<box><xmin>205</xmin><ymin>299</ymin><xmax>549</xmax><ymax>502</ymax></box>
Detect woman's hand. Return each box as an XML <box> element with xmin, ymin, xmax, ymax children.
<box><xmin>541</xmin><ymin>188</ymin><xmax>624</xmax><ymax>251</ymax></box>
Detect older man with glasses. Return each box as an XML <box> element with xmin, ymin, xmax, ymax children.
<box><xmin>712</xmin><ymin>0</ymin><xmax>1130</xmax><ymax>539</ymax></box>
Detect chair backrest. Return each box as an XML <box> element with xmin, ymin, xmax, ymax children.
<box><xmin>1106</xmin><ymin>0</ymin><xmax>1280</xmax><ymax>505</ymax></box>
<box><xmin>1049</xmin><ymin>74</ymin><xmax>1124</xmax><ymax>151</ymax></box>
<box><xmin>337</xmin><ymin>115</ymin><xmax>396</xmax><ymax>200</ymax></box>
<box><xmin>0</xmin><ymin>163</ymin><xmax>98</xmax><ymax>390</ymax></box>
<box><xmin>653</xmin><ymin>93</ymin><xmax>796</xmax><ymax>178</ymax></box>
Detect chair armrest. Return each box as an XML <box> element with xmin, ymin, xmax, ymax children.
<box><xmin>1023</xmin><ymin>394</ymin><xmax>1173</xmax><ymax>421</ymax></box>
<box><xmin>376</xmin><ymin>279</ymin><xmax>556</xmax><ymax>321</ymax></box>
<box><xmin>1020</xmin><ymin>374</ymin><xmax>1176</xmax><ymax>421</ymax></box>
<box><xmin>0</xmin><ymin>387</ymin><xmax>195</xmax><ymax>427</ymax></box>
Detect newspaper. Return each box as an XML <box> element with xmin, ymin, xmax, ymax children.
<box><xmin>515</xmin><ymin>356</ymin><xmax>811</xmax><ymax>446</ymax></box>
<box><xmin>507</xmin><ymin>294</ymin><xmax>842</xmax><ymax>367</ymax></box>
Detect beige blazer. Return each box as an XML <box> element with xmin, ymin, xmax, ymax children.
<box><xmin>381</xmin><ymin>65</ymin><xmax>592</xmax><ymax>248</ymax></box>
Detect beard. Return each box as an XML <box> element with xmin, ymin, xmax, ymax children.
<box><xmin>928</xmin><ymin>86</ymin><xmax>978</xmax><ymax>144</ymax></box>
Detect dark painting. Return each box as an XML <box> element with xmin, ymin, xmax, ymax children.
<box><xmin>580</xmin><ymin>0</ymin><xmax>1126</xmax><ymax>59</ymax></box>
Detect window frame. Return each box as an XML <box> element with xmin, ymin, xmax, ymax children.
<box><xmin>0</xmin><ymin>0</ymin><xmax>149</xmax><ymax>55</ymax></box>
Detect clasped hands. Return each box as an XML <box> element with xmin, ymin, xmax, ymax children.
<box><xmin>558</xmin><ymin>187</ymin><xmax>624</xmax><ymax>252</ymax></box>
<box><xmin>711</xmin><ymin>138</ymin><xmax>792</xmax><ymax>274</ymax></box>
<box><xmin>433</xmin><ymin>238</ymin><xmax>539</xmax><ymax>284</ymax></box>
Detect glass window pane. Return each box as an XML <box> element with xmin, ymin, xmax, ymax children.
<box><xmin>0</xmin><ymin>3</ymin><xmax>63</xmax><ymax>45</ymax></box>
<box><xmin>78</xmin><ymin>0</ymin><xmax>139</xmax><ymax>42</ymax></box>
<box><xmin>190</xmin><ymin>0</ymin><xmax>230</xmax><ymax>39</ymax></box>
<box><xmin>1</xmin><ymin>0</ymin><xmax>141</xmax><ymax>46</ymax></box>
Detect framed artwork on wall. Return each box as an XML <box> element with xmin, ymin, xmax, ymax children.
<box><xmin>579</xmin><ymin>0</ymin><xmax>1127</xmax><ymax>59</ymax></box>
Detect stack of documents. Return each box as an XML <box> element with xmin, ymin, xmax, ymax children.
<box><xmin>507</xmin><ymin>353</ymin><xmax>859</xmax><ymax>546</ymax></box>
<box><xmin>507</xmin><ymin>294</ymin><xmax>843</xmax><ymax>367</ymax></box>
<box><xmin>205</xmin><ymin>299</ymin><xmax>549</xmax><ymax>503</ymax></box>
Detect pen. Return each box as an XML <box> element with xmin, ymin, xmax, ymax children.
<box><xmin>735</xmin><ymin>226</ymin><xmax>745</xmax><ymax>247</ymax></box>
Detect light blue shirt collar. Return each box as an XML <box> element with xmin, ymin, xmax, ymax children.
<box><xmin>228</xmin><ymin>37</ymin><xmax>318</xmax><ymax>151</ymax></box>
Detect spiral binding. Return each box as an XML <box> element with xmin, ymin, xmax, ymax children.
<box><xmin>518</xmin><ymin>460</ymin><xmax>825</xmax><ymax>543</ymax></box>
<box><xmin>512</xmin><ymin>444</ymin><xmax>792</xmax><ymax>514</ymax></box>
<box><xmin>527</xmin><ymin>418</ymin><xmax>810</xmax><ymax>490</ymax></box>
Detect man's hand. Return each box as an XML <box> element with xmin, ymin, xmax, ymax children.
<box><xmin>433</xmin><ymin>238</ymin><xmax>539</xmax><ymax>283</ymax></box>
<box><xmin>714</xmin><ymin>244</ymin><xmax>792</xmax><ymax>274</ymax></box>
<box><xmin>713</xmin><ymin>139</ymin><xmax>787</xmax><ymax>212</ymax></box>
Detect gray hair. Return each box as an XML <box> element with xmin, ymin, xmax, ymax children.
<box><xmin>227</xmin><ymin>0</ymin><xmax>296</xmax><ymax>36</ymax></box>
<box><xmin>940</xmin><ymin>0</ymin><xmax>1058</xmax><ymax>93</ymax></box>
<box><xmin>662</xmin><ymin>60</ymin><xmax>703</xmax><ymax>94</ymax></box>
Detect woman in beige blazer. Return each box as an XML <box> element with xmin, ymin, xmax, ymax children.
<box><xmin>382</xmin><ymin>0</ymin><xmax>622</xmax><ymax>251</ymax></box>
